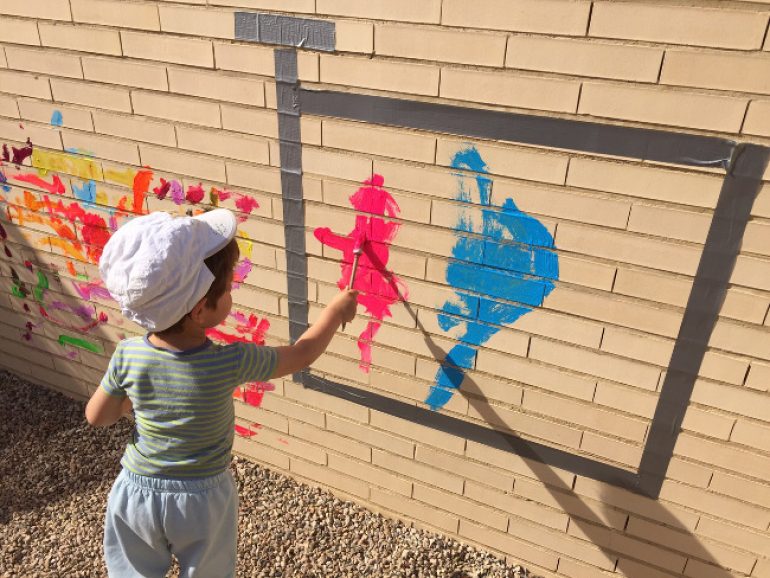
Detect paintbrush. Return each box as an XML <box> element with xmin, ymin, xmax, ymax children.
<box><xmin>342</xmin><ymin>232</ymin><xmax>364</xmax><ymax>331</ymax></box>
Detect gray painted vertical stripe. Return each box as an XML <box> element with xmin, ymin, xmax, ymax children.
<box><xmin>274</xmin><ymin>48</ymin><xmax>309</xmax><ymax>347</ymax></box>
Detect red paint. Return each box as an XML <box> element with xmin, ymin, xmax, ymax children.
<box><xmin>234</xmin><ymin>424</ymin><xmax>256</xmax><ymax>438</ymax></box>
<box><xmin>185</xmin><ymin>184</ymin><xmax>205</xmax><ymax>204</ymax></box>
<box><xmin>214</xmin><ymin>188</ymin><xmax>233</xmax><ymax>201</ymax></box>
<box><xmin>131</xmin><ymin>170</ymin><xmax>152</xmax><ymax>214</ymax></box>
<box><xmin>153</xmin><ymin>178</ymin><xmax>171</xmax><ymax>200</ymax></box>
<box><xmin>12</xmin><ymin>173</ymin><xmax>65</xmax><ymax>195</ymax></box>
<box><xmin>23</xmin><ymin>260</ymin><xmax>33</xmax><ymax>271</ymax></box>
<box><xmin>234</xmin><ymin>194</ymin><xmax>259</xmax><ymax>214</ymax></box>
<box><xmin>66</xmin><ymin>261</ymin><xmax>77</xmax><ymax>276</ymax></box>
<box><xmin>313</xmin><ymin>175</ymin><xmax>408</xmax><ymax>372</ymax></box>
<box><xmin>11</xmin><ymin>139</ymin><xmax>33</xmax><ymax>166</ymax></box>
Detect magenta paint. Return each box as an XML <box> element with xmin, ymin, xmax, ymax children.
<box><xmin>153</xmin><ymin>178</ymin><xmax>171</xmax><ymax>201</ymax></box>
<box><xmin>233</xmin><ymin>258</ymin><xmax>253</xmax><ymax>285</ymax></box>
<box><xmin>234</xmin><ymin>194</ymin><xmax>259</xmax><ymax>214</ymax></box>
<box><xmin>170</xmin><ymin>180</ymin><xmax>184</xmax><ymax>205</ymax></box>
<box><xmin>185</xmin><ymin>183</ymin><xmax>205</xmax><ymax>204</ymax></box>
<box><xmin>11</xmin><ymin>139</ymin><xmax>33</xmax><ymax>166</ymax></box>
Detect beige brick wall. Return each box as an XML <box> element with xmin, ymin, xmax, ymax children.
<box><xmin>1</xmin><ymin>2</ymin><xmax>769</xmax><ymax>577</ymax></box>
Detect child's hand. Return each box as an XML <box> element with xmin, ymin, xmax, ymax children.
<box><xmin>329</xmin><ymin>289</ymin><xmax>359</xmax><ymax>324</ymax></box>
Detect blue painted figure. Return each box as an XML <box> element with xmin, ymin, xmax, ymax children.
<box><xmin>50</xmin><ymin>110</ymin><xmax>63</xmax><ymax>127</ymax></box>
<box><xmin>425</xmin><ymin>146</ymin><xmax>559</xmax><ymax>410</ymax></box>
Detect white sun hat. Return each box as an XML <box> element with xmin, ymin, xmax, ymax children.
<box><xmin>99</xmin><ymin>209</ymin><xmax>238</xmax><ymax>332</ymax></box>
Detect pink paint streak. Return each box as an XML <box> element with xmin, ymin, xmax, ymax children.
<box><xmin>153</xmin><ymin>178</ymin><xmax>171</xmax><ymax>200</ymax></box>
<box><xmin>233</xmin><ymin>258</ymin><xmax>252</xmax><ymax>286</ymax></box>
<box><xmin>313</xmin><ymin>175</ymin><xmax>408</xmax><ymax>372</ymax></box>
<box><xmin>234</xmin><ymin>425</ymin><xmax>256</xmax><ymax>438</ymax></box>
<box><xmin>170</xmin><ymin>180</ymin><xmax>185</xmax><ymax>205</ymax></box>
<box><xmin>72</xmin><ymin>281</ymin><xmax>113</xmax><ymax>302</ymax></box>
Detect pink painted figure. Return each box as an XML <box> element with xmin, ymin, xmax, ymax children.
<box><xmin>314</xmin><ymin>175</ymin><xmax>408</xmax><ymax>372</ymax></box>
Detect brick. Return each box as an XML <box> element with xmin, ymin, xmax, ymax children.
<box><xmin>336</xmin><ymin>20</ymin><xmax>373</xmax><ymax>54</ymax></box>
<box><xmin>176</xmin><ymin>126</ymin><xmax>269</xmax><ymax>165</ymax></box>
<box><xmin>168</xmin><ymin>67</ymin><xmax>265</xmax><ymax>107</ymax></box>
<box><xmin>531</xmin><ymin>337</ymin><xmax>660</xmax><ymax>390</ymax></box>
<box><xmin>0</xmin><ymin>0</ymin><xmax>72</xmax><ymax>21</ymax></box>
<box><xmin>18</xmin><ymin>99</ymin><xmax>93</xmax><ymax>131</ymax></box>
<box><xmin>731</xmin><ymin>418</ymin><xmax>770</xmax><ymax>452</ymax></box>
<box><xmin>593</xmin><ymin>381</ymin><xmax>656</xmax><ymax>419</ymax></box>
<box><xmin>320</xmin><ymin>54</ymin><xmax>439</xmax><ymax>97</ymax></box>
<box><xmin>289</xmin><ymin>420</ymin><xmax>370</xmax><ymax>462</ymax></box>
<box><xmin>122</xmin><ymin>31</ymin><xmax>213</xmax><ymax>67</ymax></box>
<box><xmin>51</xmin><ymin>78</ymin><xmax>131</xmax><ymax>112</ymax></box>
<box><xmin>290</xmin><ymin>458</ymin><xmax>369</xmax><ymax>499</ymax></box>
<box><xmin>461</xmin><ymin>520</ymin><xmax>560</xmax><ymax>571</ymax></box>
<box><xmin>710</xmin><ymin>319</ymin><xmax>770</xmax><ymax>361</ymax></box>
<box><xmin>0</xmin><ymin>16</ymin><xmax>41</xmax><ymax>45</ymax></box>
<box><xmin>557</xmin><ymin>254</ymin><xmax>617</xmax><ymax>291</ymax></box>
<box><xmin>232</xmin><ymin>434</ymin><xmax>290</xmax><ymax>470</ymax></box>
<box><xmin>0</xmin><ymin>118</ymin><xmax>61</xmax><ymax>150</ymax></box>
<box><xmin>507</xmin><ymin>35</ymin><xmax>662</xmax><ymax>82</ymax></box>
<box><xmin>62</xmin><ymin>131</ymin><xmax>139</xmax><ymax>165</ymax></box>
<box><xmin>373</xmin><ymin>487</ymin><xmax>459</xmax><ymax>533</ymax></box>
<box><xmin>215</xmin><ymin>42</ymin><xmax>318</xmax><ymax>82</ymax></box>
<box><xmin>659</xmin><ymin>481</ymin><xmax>770</xmax><ymax>531</ymax></box>
<box><xmin>328</xmin><ymin>453</ymin><xmax>412</xmax><ymax>496</ymax></box>
<box><xmin>370</xmin><ymin>368</ymin><xmax>468</xmax><ymax>415</ymax></box>
<box><xmin>303</xmin><ymin>147</ymin><xmax>372</xmax><ymax>181</ymax></box>
<box><xmin>5</xmin><ymin>46</ymin><xmax>82</xmax><ymax>79</ymax></box>
<box><xmin>697</xmin><ymin>517</ymin><xmax>770</xmax><ymax>563</ymax></box>
<box><xmin>236</xmin><ymin>400</ymin><xmax>289</xmax><ymax>433</ymax></box>
<box><xmin>733</xmin><ymin>254</ymin><xmax>770</xmax><ymax>292</ymax></box>
<box><xmin>475</xmin><ymin>347</ymin><xmax>596</xmax><ymax>400</ymax></box>
<box><xmin>316</xmin><ymin>0</ymin><xmax>441</xmax><ymax>24</ymax></box>
<box><xmin>416</xmin><ymin>445</ymin><xmax>513</xmax><ymax>491</ymax></box>
<box><xmin>466</xmin><ymin>481</ymin><xmax>569</xmax><ymax>532</ymax></box>
<box><xmin>93</xmin><ymin>111</ymin><xmax>175</xmax><ymax>147</ymax></box>
<box><xmin>226</xmin><ymin>162</ymin><xmax>281</xmax><ymax>194</ymax></box>
<box><xmin>326</xmin><ymin>414</ymin><xmax>413</xmax><ymax>458</ymax></box>
<box><xmin>574</xmin><ymin>476</ymin><xmax>699</xmax><ymax>531</ymax></box>
<box><xmin>567</xmin><ymin>157</ymin><xmax>723</xmax><ymax>209</ymax></box>
<box><xmin>322</xmin><ymin>119</ymin><xmax>436</xmax><ymax>164</ymax></box>
<box><xmin>370</xmin><ymin>410</ymin><xmax>466</xmax><ymax>454</ymax></box>
<box><xmin>373</xmin><ymin>448</ymin><xmax>464</xmax><ymax>494</ymax></box>
<box><xmin>436</xmin><ymin>138</ymin><xmax>568</xmax><ymax>185</ymax></box>
<box><xmin>524</xmin><ymin>390</ymin><xmax>647</xmax><ymax>442</ymax></box>
<box><xmin>755</xmin><ymin>558</ymin><xmax>770</xmax><ymax>578</ymax></box>
<box><xmin>443</xmin><ymin>0</ymin><xmax>590</xmax><ymax>35</ymax></box>
<box><xmin>210</xmin><ymin>0</ymin><xmax>313</xmax><ymax>12</ymax></box>
<box><xmin>666</xmin><ymin>457</ymin><xmax>713</xmax><ymax>488</ymax></box>
<box><xmin>139</xmin><ymin>144</ymin><xmax>225</xmax><ymax>182</ymax></box>
<box><xmin>81</xmin><ymin>57</ymin><xmax>167</xmax><ymax>91</ymax></box>
<box><xmin>415</xmin><ymin>483</ymin><xmax>508</xmax><ymax>530</ymax></box>
<box><xmin>131</xmin><ymin>91</ymin><xmax>220</xmax><ymax>128</ymax></box>
<box><xmin>663</xmin><ymin>49</ymin><xmax>770</xmax><ymax>96</ymax></box>
<box><xmin>159</xmin><ymin>5</ymin><xmax>232</xmax><ymax>39</ymax></box>
<box><xmin>556</xmin><ymin>222</ymin><xmax>701</xmax><ymax>277</ymax></box>
<box><xmin>710</xmin><ymin>472</ymin><xmax>770</xmax><ymax>509</ymax></box>
<box><xmin>0</xmin><ymin>95</ymin><xmax>19</xmax><ymax>118</ymax></box>
<box><xmin>581</xmin><ymin>432</ymin><xmax>642</xmax><ymax>467</ymax></box>
<box><xmin>221</xmin><ymin>105</ymin><xmax>276</xmax><ymax>139</ymax></box>
<box><xmin>614</xmin><ymin>266</ymin><xmax>770</xmax><ymax>326</ymax></box>
<box><xmin>675</xmin><ymin>433</ymin><xmax>770</xmax><ymax>482</ymax></box>
<box><xmin>744</xmin><ymin>100</ymin><xmax>770</xmax><ymax>138</ymax></box>
<box><xmin>441</xmin><ymin>68</ymin><xmax>579</xmax><ymax>113</ymax></box>
<box><xmin>377</xmin><ymin>24</ymin><xmax>506</xmax><ymax>67</ymax></box>
<box><xmin>467</xmin><ymin>400</ymin><xmax>583</xmax><ymax>449</ymax></box>
<box><xmin>601</xmin><ymin>325</ymin><xmax>749</xmax><ymax>386</ymax></box>
<box><xmin>581</xmin><ymin>82</ymin><xmax>748</xmax><ymax>132</ymax></box>
<box><xmin>283</xmin><ymin>381</ymin><xmax>369</xmax><ymax>423</ymax></box>
<box><xmin>71</xmin><ymin>0</ymin><xmax>159</xmax><ymax>30</ymax></box>
<box><xmin>589</xmin><ymin>2</ymin><xmax>768</xmax><ymax>50</ymax></box>
<box><xmin>39</xmin><ymin>22</ymin><xmax>121</xmax><ymax>56</ymax></box>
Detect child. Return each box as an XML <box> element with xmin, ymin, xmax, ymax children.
<box><xmin>85</xmin><ymin>208</ymin><xmax>358</xmax><ymax>577</ymax></box>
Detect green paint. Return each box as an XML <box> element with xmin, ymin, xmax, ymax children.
<box><xmin>58</xmin><ymin>335</ymin><xmax>103</xmax><ymax>354</ymax></box>
<box><xmin>11</xmin><ymin>284</ymin><xmax>26</xmax><ymax>299</ymax></box>
<box><xmin>76</xmin><ymin>274</ymin><xmax>89</xmax><ymax>281</ymax></box>
<box><xmin>33</xmin><ymin>271</ymin><xmax>49</xmax><ymax>303</ymax></box>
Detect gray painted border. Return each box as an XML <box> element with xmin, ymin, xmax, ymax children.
<box><xmin>259</xmin><ymin>39</ymin><xmax>767</xmax><ymax>496</ymax></box>
<box><xmin>235</xmin><ymin>12</ymin><xmax>335</xmax><ymax>51</ymax></box>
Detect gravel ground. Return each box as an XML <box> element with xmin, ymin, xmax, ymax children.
<box><xmin>0</xmin><ymin>370</ymin><xmax>537</xmax><ymax>578</ymax></box>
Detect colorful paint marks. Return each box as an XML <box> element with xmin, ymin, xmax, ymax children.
<box><xmin>58</xmin><ymin>334</ymin><xmax>104</xmax><ymax>353</ymax></box>
<box><xmin>314</xmin><ymin>175</ymin><xmax>408</xmax><ymax>373</ymax></box>
<box><xmin>50</xmin><ymin>110</ymin><xmax>63</xmax><ymax>127</ymax></box>
<box><xmin>32</xmin><ymin>149</ymin><xmax>103</xmax><ymax>181</ymax></box>
<box><xmin>425</xmin><ymin>146</ymin><xmax>559</xmax><ymax>411</ymax></box>
<box><xmin>11</xmin><ymin>173</ymin><xmax>66</xmax><ymax>195</ymax></box>
<box><xmin>3</xmin><ymin>139</ymin><xmax>34</xmax><ymax>166</ymax></box>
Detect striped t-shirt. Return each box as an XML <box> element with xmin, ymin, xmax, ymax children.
<box><xmin>100</xmin><ymin>335</ymin><xmax>277</xmax><ymax>478</ymax></box>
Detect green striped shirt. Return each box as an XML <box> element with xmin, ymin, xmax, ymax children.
<box><xmin>100</xmin><ymin>335</ymin><xmax>277</xmax><ymax>478</ymax></box>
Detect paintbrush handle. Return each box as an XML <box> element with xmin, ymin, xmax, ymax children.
<box><xmin>342</xmin><ymin>251</ymin><xmax>361</xmax><ymax>331</ymax></box>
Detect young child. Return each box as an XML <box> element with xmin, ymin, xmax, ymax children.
<box><xmin>85</xmin><ymin>208</ymin><xmax>358</xmax><ymax>577</ymax></box>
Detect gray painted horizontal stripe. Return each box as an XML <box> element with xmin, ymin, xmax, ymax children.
<box><xmin>234</xmin><ymin>12</ymin><xmax>335</xmax><ymax>52</ymax></box>
<box><xmin>300</xmin><ymin>89</ymin><xmax>736</xmax><ymax>169</ymax></box>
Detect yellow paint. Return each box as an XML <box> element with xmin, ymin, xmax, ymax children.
<box><xmin>104</xmin><ymin>167</ymin><xmax>136</xmax><ymax>187</ymax></box>
<box><xmin>49</xmin><ymin>237</ymin><xmax>86</xmax><ymax>261</ymax></box>
<box><xmin>95</xmin><ymin>191</ymin><xmax>108</xmax><ymax>205</ymax></box>
<box><xmin>32</xmin><ymin>149</ymin><xmax>103</xmax><ymax>182</ymax></box>
<box><xmin>236</xmin><ymin>237</ymin><xmax>253</xmax><ymax>259</ymax></box>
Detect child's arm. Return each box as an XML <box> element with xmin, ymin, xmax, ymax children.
<box><xmin>271</xmin><ymin>289</ymin><xmax>358</xmax><ymax>379</ymax></box>
<box><xmin>85</xmin><ymin>387</ymin><xmax>133</xmax><ymax>427</ymax></box>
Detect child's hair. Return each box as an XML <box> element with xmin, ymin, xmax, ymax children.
<box><xmin>156</xmin><ymin>238</ymin><xmax>240</xmax><ymax>335</ymax></box>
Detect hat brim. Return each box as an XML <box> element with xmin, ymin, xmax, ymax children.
<box><xmin>194</xmin><ymin>209</ymin><xmax>238</xmax><ymax>257</ymax></box>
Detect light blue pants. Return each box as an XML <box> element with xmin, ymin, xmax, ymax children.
<box><xmin>104</xmin><ymin>468</ymin><xmax>238</xmax><ymax>578</ymax></box>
